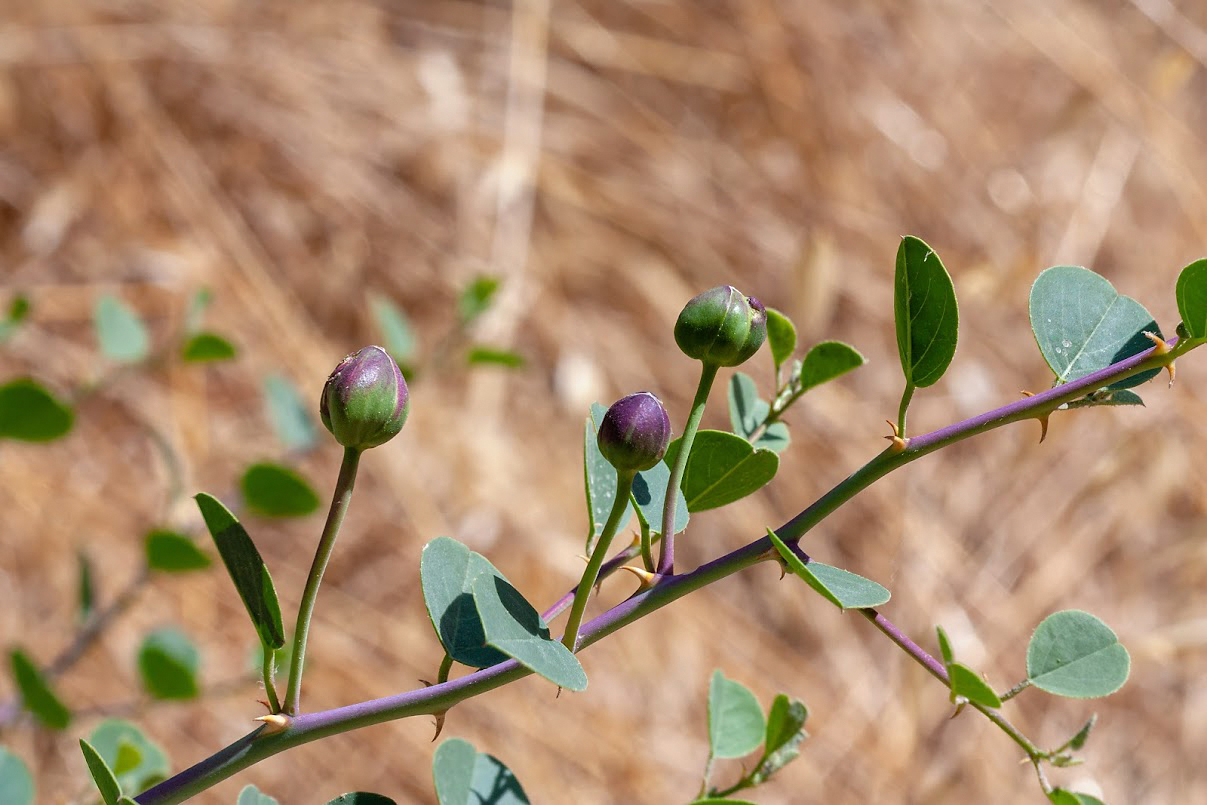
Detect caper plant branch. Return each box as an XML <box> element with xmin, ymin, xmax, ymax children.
<box><xmin>281</xmin><ymin>445</ymin><xmax>362</xmax><ymax>716</ymax></box>
<box><xmin>135</xmin><ymin>336</ymin><xmax>1186</xmax><ymax>805</ymax></box>
<box><xmin>659</xmin><ymin>361</ymin><xmax>719</xmax><ymax>575</ymax></box>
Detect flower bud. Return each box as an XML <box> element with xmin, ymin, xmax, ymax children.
<box><xmin>673</xmin><ymin>285</ymin><xmax>767</xmax><ymax>367</ymax></box>
<box><xmin>320</xmin><ymin>346</ymin><xmax>409</xmax><ymax>450</ymax></box>
<box><xmin>597</xmin><ymin>392</ymin><xmax>671</xmax><ymax>472</ymax></box>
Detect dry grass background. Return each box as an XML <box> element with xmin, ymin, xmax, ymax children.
<box><xmin>1</xmin><ymin>0</ymin><xmax>1207</xmax><ymax>802</ymax></box>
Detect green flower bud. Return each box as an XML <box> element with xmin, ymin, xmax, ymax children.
<box><xmin>320</xmin><ymin>346</ymin><xmax>409</xmax><ymax>450</ymax></box>
<box><xmin>598</xmin><ymin>392</ymin><xmax>671</xmax><ymax>472</ymax></box>
<box><xmin>673</xmin><ymin>285</ymin><xmax>767</xmax><ymax>367</ymax></box>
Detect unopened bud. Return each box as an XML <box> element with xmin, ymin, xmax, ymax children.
<box><xmin>673</xmin><ymin>285</ymin><xmax>767</xmax><ymax>367</ymax></box>
<box><xmin>597</xmin><ymin>392</ymin><xmax>671</xmax><ymax>472</ymax></box>
<box><xmin>320</xmin><ymin>346</ymin><xmax>409</xmax><ymax>450</ymax></box>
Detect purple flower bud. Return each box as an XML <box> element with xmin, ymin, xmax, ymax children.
<box><xmin>597</xmin><ymin>392</ymin><xmax>672</xmax><ymax>472</ymax></box>
<box><xmin>320</xmin><ymin>346</ymin><xmax>409</xmax><ymax>450</ymax></box>
<box><xmin>673</xmin><ymin>286</ymin><xmax>768</xmax><ymax>367</ymax></box>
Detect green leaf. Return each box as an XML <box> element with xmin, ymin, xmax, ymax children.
<box><xmin>94</xmin><ymin>294</ymin><xmax>150</xmax><ymax>363</ymax></box>
<box><xmin>1049</xmin><ymin>790</ymin><xmax>1106</xmax><ymax>805</ymax></box>
<box><xmin>663</xmin><ymin>430</ymin><xmax>778</xmax><ymax>512</ymax></box>
<box><xmin>466</xmin><ymin>346</ymin><xmax>524</xmax><ymax>368</ymax></box>
<box><xmin>765</xmin><ymin>308</ymin><xmax>797</xmax><ymax>372</ymax></box>
<box><xmin>584</xmin><ymin>404</ymin><xmax>634</xmax><ymax>543</ymax></box>
<box><xmin>935</xmin><ymin>625</ymin><xmax>954</xmax><ymax>666</ymax></box>
<box><xmin>238</xmin><ymin>784</ymin><xmax>280</xmax><ymax>805</ymax></box>
<box><xmin>195</xmin><ymin>493</ymin><xmax>286</xmax><ymax>649</ymax></box>
<box><xmin>181</xmin><ymin>331</ymin><xmax>237</xmax><ymax>363</ymax></box>
<box><xmin>1026</xmin><ymin>610</ymin><xmax>1130</xmax><ymax>698</ymax></box>
<box><xmin>1064</xmin><ymin>389</ymin><xmax>1144</xmax><ymax>409</ymax></box>
<box><xmin>240</xmin><ymin>462</ymin><xmax>320</xmax><ymax>518</ymax></box>
<box><xmin>630</xmin><ymin>459</ymin><xmax>689</xmax><ymax>537</ymax></box>
<box><xmin>751</xmin><ymin>694</ymin><xmax>807</xmax><ymax>784</ymax></box>
<box><xmin>458</xmin><ymin>276</ymin><xmax>501</xmax><ymax>325</ymax></box>
<box><xmin>798</xmin><ymin>341</ymin><xmax>866</xmax><ymax>393</ymax></box>
<box><xmin>263</xmin><ymin>373</ymin><xmax>317</xmax><ymax>452</ymax></box>
<box><xmin>894</xmin><ymin>236</ymin><xmax>958</xmax><ymax>388</ymax></box>
<box><xmin>145</xmin><ymin>529</ymin><xmax>212</xmax><ymax>573</ymax></box>
<box><xmin>77</xmin><ymin>550</ymin><xmax>95</xmax><ymax>622</ymax></box>
<box><xmin>0</xmin><ymin>379</ymin><xmax>74</xmax><ymax>442</ymax></box>
<box><xmin>1029</xmin><ymin>266</ymin><xmax>1161</xmax><ymax>390</ymax></box>
<box><xmin>728</xmin><ymin>372</ymin><xmax>766</xmax><ymax>440</ymax></box>
<box><xmin>138</xmin><ymin>628</ymin><xmax>200</xmax><ymax>700</ymax></box>
<box><xmin>707</xmin><ymin>670</ymin><xmax>765</xmax><ymax>759</ymax></box>
<box><xmin>369</xmin><ymin>292</ymin><xmax>418</xmax><ymax>364</ymax></box>
<box><xmin>112</xmin><ymin>741</ymin><xmax>141</xmax><ymax>777</ymax></box>
<box><xmin>767</xmin><ymin>529</ymin><xmax>890</xmax><ymax>610</ymax></box>
<box><xmin>80</xmin><ymin>739</ymin><xmax>121</xmax><ymax>805</ymax></box>
<box><xmin>433</xmin><ymin>738</ymin><xmax>530</xmax><ymax>805</ymax></box>
<box><xmin>1175</xmin><ymin>258</ymin><xmax>1207</xmax><ymax>339</ymax></box>
<box><xmin>324</xmin><ymin>795</ymin><xmax>397</xmax><ymax>805</ymax></box>
<box><xmin>0</xmin><ymin>294</ymin><xmax>30</xmax><ymax>343</ymax></box>
<box><xmin>9</xmin><ymin>649</ymin><xmax>69</xmax><ymax>729</ymax></box>
<box><xmin>421</xmin><ymin>537</ymin><xmax>512</xmax><ymax>668</ymax></box>
<box><xmin>88</xmin><ymin>720</ymin><xmax>169</xmax><ymax>794</ymax></box>
<box><xmin>0</xmin><ymin>747</ymin><xmax>34</xmax><ymax>805</ymax></box>
<box><xmin>947</xmin><ymin>662</ymin><xmax>1002</xmax><ymax>708</ymax></box>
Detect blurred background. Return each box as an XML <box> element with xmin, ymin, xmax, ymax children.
<box><xmin>2</xmin><ymin>0</ymin><xmax>1207</xmax><ymax>802</ymax></box>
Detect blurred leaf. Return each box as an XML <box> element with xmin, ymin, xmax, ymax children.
<box><xmin>458</xmin><ymin>276</ymin><xmax>501</xmax><ymax>325</ymax></box>
<box><xmin>80</xmin><ymin>739</ymin><xmax>121</xmax><ymax>805</ymax></box>
<box><xmin>1030</xmin><ymin>266</ymin><xmax>1161</xmax><ymax>390</ymax></box>
<box><xmin>0</xmin><ymin>294</ymin><xmax>30</xmax><ymax>343</ymax></box>
<box><xmin>629</xmin><ymin>459</ymin><xmax>689</xmax><ymax>537</ymax></box>
<box><xmin>1027</xmin><ymin>610</ymin><xmax>1129</xmax><ymax>698</ymax></box>
<box><xmin>9</xmin><ymin>649</ymin><xmax>70</xmax><ymax>729</ymax></box>
<box><xmin>433</xmin><ymin>737</ymin><xmax>530</xmax><ymax>805</ymax></box>
<box><xmin>767</xmin><ymin>529</ymin><xmax>889</xmax><ymax>610</ymax></box>
<box><xmin>0</xmin><ymin>379</ymin><xmax>74</xmax><ymax>442</ymax></box>
<box><xmin>263</xmin><ymin>373</ymin><xmax>317</xmax><ymax>452</ymax></box>
<box><xmin>466</xmin><ymin>346</ymin><xmax>524</xmax><ymax>368</ymax></box>
<box><xmin>584</xmin><ymin>403</ymin><xmax>634</xmax><ymax>544</ymax></box>
<box><xmin>138</xmin><ymin>628</ymin><xmax>200</xmax><ymax>700</ymax></box>
<box><xmin>181</xmin><ymin>332</ymin><xmax>237</xmax><ymax>363</ymax></box>
<box><xmin>751</xmin><ymin>694</ymin><xmax>807</xmax><ymax>784</ymax></box>
<box><xmin>240</xmin><ymin>462</ymin><xmax>320</xmax><ymax>518</ymax></box>
<box><xmin>765</xmin><ymin>307</ymin><xmax>797</xmax><ymax>372</ymax></box>
<box><xmin>1175</xmin><ymin>257</ymin><xmax>1207</xmax><ymax>339</ymax></box>
<box><xmin>238</xmin><ymin>784</ymin><xmax>280</xmax><ymax>805</ymax></box>
<box><xmin>145</xmin><ymin>529</ymin><xmax>212</xmax><ymax>573</ymax></box>
<box><xmin>195</xmin><ymin>493</ymin><xmax>285</xmax><ymax>649</ymax></box>
<box><xmin>185</xmin><ymin>288</ymin><xmax>213</xmax><ymax>333</ymax></box>
<box><xmin>894</xmin><ymin>236</ymin><xmax>958</xmax><ymax>388</ymax></box>
<box><xmin>691</xmin><ymin>800</ymin><xmax>758</xmax><ymax>805</ymax></box>
<box><xmin>708</xmin><ymin>670</ymin><xmax>765</xmax><ymax>759</ymax></box>
<box><xmin>0</xmin><ymin>747</ymin><xmax>34</xmax><ymax>805</ymax></box>
<box><xmin>77</xmin><ymin>550</ymin><xmax>95</xmax><ymax>623</ymax></box>
<box><xmin>1049</xmin><ymin>791</ymin><xmax>1105</xmax><ymax>805</ymax></box>
<box><xmin>798</xmin><ymin>341</ymin><xmax>865</xmax><ymax>393</ymax></box>
<box><xmin>88</xmin><ymin>720</ymin><xmax>169</xmax><ymax>794</ymax></box>
<box><xmin>947</xmin><ymin>662</ymin><xmax>1002</xmax><ymax>708</ymax></box>
<box><xmin>662</xmin><ymin>430</ymin><xmax>778</xmax><ymax>512</ymax></box>
<box><xmin>369</xmin><ymin>292</ymin><xmax>418</xmax><ymax>364</ymax></box>
<box><xmin>325</xmin><ymin>794</ymin><xmax>397</xmax><ymax>804</ymax></box>
<box><xmin>94</xmin><ymin>294</ymin><xmax>149</xmax><ymax>363</ymax></box>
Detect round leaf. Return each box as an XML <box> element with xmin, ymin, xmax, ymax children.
<box><xmin>663</xmin><ymin>430</ymin><xmax>779</xmax><ymax>512</ymax></box>
<box><xmin>707</xmin><ymin>670</ymin><xmax>765</xmax><ymax>759</ymax></box>
<box><xmin>240</xmin><ymin>462</ymin><xmax>320</xmax><ymax>518</ymax></box>
<box><xmin>1175</xmin><ymin>257</ymin><xmax>1207</xmax><ymax>339</ymax></box>
<box><xmin>420</xmin><ymin>537</ymin><xmax>510</xmax><ymax>668</ymax></box>
<box><xmin>145</xmin><ymin>530</ymin><xmax>211</xmax><ymax>573</ymax></box>
<box><xmin>630</xmin><ymin>459</ymin><xmax>689</xmax><ymax>537</ymax></box>
<box><xmin>87</xmin><ymin>720</ymin><xmax>169</xmax><ymax>794</ymax></box>
<box><xmin>433</xmin><ymin>738</ymin><xmax>529</xmax><ymax>805</ymax></box>
<box><xmin>894</xmin><ymin>236</ymin><xmax>959</xmax><ymax>387</ymax></box>
<box><xmin>94</xmin><ymin>294</ymin><xmax>149</xmax><ymax>363</ymax></box>
<box><xmin>728</xmin><ymin>371</ymin><xmax>767</xmax><ymax>440</ymax></box>
<box><xmin>137</xmin><ymin>628</ymin><xmax>200</xmax><ymax>700</ymax></box>
<box><xmin>369</xmin><ymin>292</ymin><xmax>418</xmax><ymax>364</ymax></box>
<box><xmin>0</xmin><ymin>379</ymin><xmax>74</xmax><ymax>442</ymax></box>
<box><xmin>798</xmin><ymin>341</ymin><xmax>865</xmax><ymax>393</ymax></box>
<box><xmin>0</xmin><ymin>747</ymin><xmax>34</xmax><ymax>805</ymax></box>
<box><xmin>325</xmin><ymin>795</ymin><xmax>397</xmax><ymax>805</ymax></box>
<box><xmin>1026</xmin><ymin>610</ymin><xmax>1130</xmax><ymax>698</ymax></box>
<box><xmin>765</xmin><ymin>307</ymin><xmax>797</xmax><ymax>371</ymax></box>
<box><xmin>238</xmin><ymin>784</ymin><xmax>280</xmax><ymax>805</ymax></box>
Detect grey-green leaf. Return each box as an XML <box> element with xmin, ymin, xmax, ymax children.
<box><xmin>752</xmin><ymin>694</ymin><xmax>807</xmax><ymax>783</ymax></box>
<box><xmin>95</xmin><ymin>294</ymin><xmax>149</xmax><ymax>363</ymax></box>
<box><xmin>947</xmin><ymin>662</ymin><xmax>1002</xmax><ymax>708</ymax></box>
<box><xmin>1026</xmin><ymin>610</ymin><xmax>1130</xmax><ymax>698</ymax></box>
<box><xmin>88</xmin><ymin>720</ymin><xmax>169</xmax><ymax>794</ymax></box>
<box><xmin>369</xmin><ymin>292</ymin><xmax>418</xmax><ymax>364</ymax></box>
<box><xmin>767</xmin><ymin>529</ymin><xmax>890</xmax><ymax>610</ymax></box>
<box><xmin>80</xmin><ymin>739</ymin><xmax>121</xmax><ymax>805</ymax></box>
<box><xmin>765</xmin><ymin>307</ymin><xmax>797</xmax><ymax>372</ymax></box>
<box><xmin>630</xmin><ymin>459</ymin><xmax>689</xmax><ymax>537</ymax></box>
<box><xmin>324</xmin><ymin>795</ymin><xmax>397</xmax><ymax>805</ymax></box>
<box><xmin>433</xmin><ymin>738</ymin><xmax>530</xmax><ymax>805</ymax></box>
<box><xmin>9</xmin><ymin>649</ymin><xmax>70</xmax><ymax>729</ymax></box>
<box><xmin>663</xmin><ymin>430</ymin><xmax>778</xmax><ymax>512</ymax></box>
<box><xmin>584</xmin><ymin>404</ymin><xmax>634</xmax><ymax>543</ymax></box>
<box><xmin>0</xmin><ymin>747</ymin><xmax>34</xmax><ymax>805</ymax></box>
<box><xmin>138</xmin><ymin>628</ymin><xmax>200</xmax><ymax>700</ymax></box>
<box><xmin>181</xmin><ymin>331</ymin><xmax>237</xmax><ymax>362</ymax></box>
<box><xmin>894</xmin><ymin>236</ymin><xmax>958</xmax><ymax>387</ymax></box>
<box><xmin>1175</xmin><ymin>258</ymin><xmax>1207</xmax><ymax>339</ymax></box>
<box><xmin>195</xmin><ymin>493</ymin><xmax>285</xmax><ymax>649</ymax></box>
<box><xmin>1064</xmin><ymin>389</ymin><xmax>1144</xmax><ymax>409</ymax></box>
<box><xmin>420</xmin><ymin>537</ymin><xmax>511</xmax><ymax>668</ymax></box>
<box><xmin>145</xmin><ymin>529</ymin><xmax>211</xmax><ymax>573</ymax></box>
<box><xmin>1029</xmin><ymin>266</ymin><xmax>1161</xmax><ymax>389</ymax></box>
<box><xmin>728</xmin><ymin>371</ymin><xmax>767</xmax><ymax>440</ymax></box>
<box><xmin>237</xmin><ymin>784</ymin><xmax>280</xmax><ymax>805</ymax></box>
<box><xmin>240</xmin><ymin>462</ymin><xmax>320</xmax><ymax>518</ymax></box>
<box><xmin>0</xmin><ymin>379</ymin><xmax>74</xmax><ymax>442</ymax></box>
<box><xmin>707</xmin><ymin>670</ymin><xmax>765</xmax><ymax>759</ymax></box>
<box><xmin>0</xmin><ymin>294</ymin><xmax>30</xmax><ymax>343</ymax></box>
<box><xmin>263</xmin><ymin>373</ymin><xmax>317</xmax><ymax>452</ymax></box>
<box><xmin>798</xmin><ymin>341</ymin><xmax>866</xmax><ymax>393</ymax></box>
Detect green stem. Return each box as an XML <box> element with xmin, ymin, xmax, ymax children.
<box><xmin>897</xmin><ymin>382</ymin><xmax>915</xmax><ymax>437</ymax></box>
<box><xmin>261</xmin><ymin>648</ymin><xmax>280</xmax><ymax>713</ymax></box>
<box><xmin>998</xmin><ymin>679</ymin><xmax>1031</xmax><ymax>702</ymax></box>
<box><xmin>659</xmin><ymin>362</ymin><xmax>719</xmax><ymax>575</ymax></box>
<box><xmin>436</xmin><ymin>654</ymin><xmax>454</xmax><ymax>685</ymax></box>
<box><xmin>282</xmin><ymin>446</ymin><xmax>362</xmax><ymax>715</ymax></box>
<box><xmin>563</xmin><ymin>470</ymin><xmax>635</xmax><ymax>652</ymax></box>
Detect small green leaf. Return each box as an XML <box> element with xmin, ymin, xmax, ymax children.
<box><xmin>947</xmin><ymin>662</ymin><xmax>1002</xmax><ymax>708</ymax></box>
<box><xmin>466</xmin><ymin>346</ymin><xmax>524</xmax><ymax>368</ymax></box>
<box><xmin>767</xmin><ymin>529</ymin><xmax>890</xmax><ymax>610</ymax></box>
<box><xmin>262</xmin><ymin>373</ymin><xmax>317</xmax><ymax>452</ymax></box>
<box><xmin>584</xmin><ymin>404</ymin><xmax>634</xmax><ymax>543</ymax></box>
<box><xmin>433</xmin><ymin>738</ymin><xmax>530</xmax><ymax>805</ymax></box>
<box><xmin>751</xmin><ymin>694</ymin><xmax>807</xmax><ymax>784</ymax></box>
<box><xmin>1049</xmin><ymin>790</ymin><xmax>1106</xmax><ymax>805</ymax></box>
<box><xmin>1026</xmin><ymin>610</ymin><xmax>1130</xmax><ymax>698</ymax></box>
<box><xmin>88</xmin><ymin>720</ymin><xmax>169</xmax><ymax>794</ymax></box>
<box><xmin>765</xmin><ymin>308</ymin><xmax>797</xmax><ymax>372</ymax></box>
<box><xmin>80</xmin><ymin>739</ymin><xmax>121</xmax><ymax>805</ymax></box>
<box><xmin>1030</xmin><ymin>266</ymin><xmax>1161</xmax><ymax>390</ymax></box>
<box><xmin>369</xmin><ymin>292</ymin><xmax>418</xmax><ymax>364</ymax></box>
<box><xmin>663</xmin><ymin>430</ymin><xmax>779</xmax><ymax>512</ymax></box>
<box><xmin>1064</xmin><ymin>714</ymin><xmax>1098</xmax><ymax>752</ymax></box>
<box><xmin>630</xmin><ymin>459</ymin><xmax>689</xmax><ymax>537</ymax></box>
<box><xmin>145</xmin><ymin>529</ymin><xmax>211</xmax><ymax>573</ymax></box>
<box><xmin>138</xmin><ymin>628</ymin><xmax>200</xmax><ymax>700</ymax></box>
<box><xmin>240</xmin><ymin>462</ymin><xmax>320</xmax><ymax>518</ymax></box>
<box><xmin>0</xmin><ymin>747</ymin><xmax>34</xmax><ymax>805</ymax></box>
<box><xmin>798</xmin><ymin>341</ymin><xmax>866</xmax><ymax>393</ymax></box>
<box><xmin>324</xmin><ymin>795</ymin><xmax>397</xmax><ymax>805</ymax></box>
<box><xmin>9</xmin><ymin>649</ymin><xmax>69</xmax><ymax>729</ymax></box>
<box><xmin>195</xmin><ymin>493</ymin><xmax>285</xmax><ymax>649</ymax></box>
<box><xmin>894</xmin><ymin>236</ymin><xmax>958</xmax><ymax>388</ymax></box>
<box><xmin>238</xmin><ymin>784</ymin><xmax>280</xmax><ymax>805</ymax></box>
<box><xmin>935</xmin><ymin>625</ymin><xmax>954</xmax><ymax>666</ymax></box>
<box><xmin>94</xmin><ymin>294</ymin><xmax>149</xmax><ymax>363</ymax></box>
<box><xmin>0</xmin><ymin>294</ymin><xmax>30</xmax><ymax>342</ymax></box>
<box><xmin>707</xmin><ymin>670</ymin><xmax>765</xmax><ymax>759</ymax></box>
<box><xmin>112</xmin><ymin>741</ymin><xmax>141</xmax><ymax>776</ymax></box>
<box><xmin>181</xmin><ymin>331</ymin><xmax>237</xmax><ymax>363</ymax></box>
<box><xmin>1175</xmin><ymin>258</ymin><xmax>1207</xmax><ymax>339</ymax></box>
<box><xmin>77</xmin><ymin>550</ymin><xmax>95</xmax><ymax>623</ymax></box>
<box><xmin>458</xmin><ymin>276</ymin><xmax>501</xmax><ymax>325</ymax></box>
<box><xmin>420</xmin><ymin>537</ymin><xmax>511</xmax><ymax>668</ymax></box>
<box><xmin>0</xmin><ymin>379</ymin><xmax>74</xmax><ymax>442</ymax></box>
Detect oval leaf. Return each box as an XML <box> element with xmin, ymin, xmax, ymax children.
<box><xmin>80</xmin><ymin>739</ymin><xmax>121</xmax><ymax>805</ymax></box>
<box><xmin>765</xmin><ymin>308</ymin><xmax>797</xmax><ymax>371</ymax></box>
<box><xmin>262</xmin><ymin>373</ymin><xmax>317</xmax><ymax>452</ymax></box>
<box><xmin>708</xmin><ymin>670</ymin><xmax>765</xmax><ymax>759</ymax></box>
<box><xmin>458</xmin><ymin>276</ymin><xmax>501</xmax><ymax>325</ymax></box>
<box><xmin>433</xmin><ymin>738</ymin><xmax>530</xmax><ymax>805</ymax></box>
<box><xmin>145</xmin><ymin>529</ymin><xmax>211</xmax><ymax>573</ymax></box>
<box><xmin>238</xmin><ymin>784</ymin><xmax>280</xmax><ymax>805</ymax></box>
<box><xmin>728</xmin><ymin>371</ymin><xmax>767</xmax><ymax>440</ymax></box>
<box><xmin>88</xmin><ymin>720</ymin><xmax>169</xmax><ymax>794</ymax></box>
<box><xmin>0</xmin><ymin>379</ymin><xmax>74</xmax><ymax>442</ymax></box>
<box><xmin>138</xmin><ymin>628</ymin><xmax>200</xmax><ymax>700</ymax></box>
<box><xmin>1049</xmin><ymin>790</ymin><xmax>1106</xmax><ymax>805</ymax></box>
<box><xmin>798</xmin><ymin>341</ymin><xmax>865</xmax><ymax>393</ymax></box>
<box><xmin>1030</xmin><ymin>266</ymin><xmax>1161</xmax><ymax>389</ymax></box>
<box><xmin>584</xmin><ymin>403</ymin><xmax>634</xmax><ymax>543</ymax></box>
<box><xmin>325</xmin><ymin>795</ymin><xmax>397</xmax><ymax>805</ymax></box>
<box><xmin>420</xmin><ymin>537</ymin><xmax>511</xmax><ymax>668</ymax></box>
<box><xmin>751</xmin><ymin>694</ymin><xmax>808</xmax><ymax>783</ymax></box>
<box><xmin>9</xmin><ymin>649</ymin><xmax>70</xmax><ymax>729</ymax></box>
<box><xmin>181</xmin><ymin>331</ymin><xmax>237</xmax><ymax>363</ymax></box>
<box><xmin>894</xmin><ymin>236</ymin><xmax>958</xmax><ymax>388</ymax></box>
<box><xmin>369</xmin><ymin>292</ymin><xmax>418</xmax><ymax>364</ymax></box>
<box><xmin>94</xmin><ymin>295</ymin><xmax>149</xmax><ymax>363</ymax></box>
<box><xmin>195</xmin><ymin>493</ymin><xmax>285</xmax><ymax>649</ymax></box>
<box><xmin>767</xmin><ymin>529</ymin><xmax>889</xmax><ymax>610</ymax></box>
<box><xmin>240</xmin><ymin>462</ymin><xmax>320</xmax><ymax>518</ymax></box>
<box><xmin>1026</xmin><ymin>610</ymin><xmax>1130</xmax><ymax>698</ymax></box>
<box><xmin>947</xmin><ymin>662</ymin><xmax>1002</xmax><ymax>708</ymax></box>
<box><xmin>663</xmin><ymin>430</ymin><xmax>778</xmax><ymax>512</ymax></box>
<box><xmin>0</xmin><ymin>747</ymin><xmax>35</xmax><ymax>805</ymax></box>
<box><xmin>1176</xmin><ymin>258</ymin><xmax>1207</xmax><ymax>339</ymax></box>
